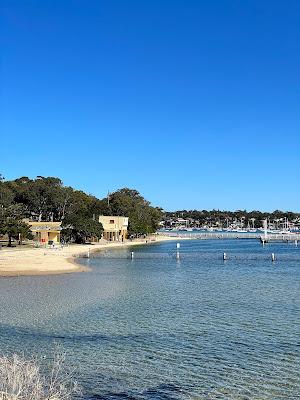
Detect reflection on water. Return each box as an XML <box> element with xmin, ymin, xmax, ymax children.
<box><xmin>0</xmin><ymin>240</ymin><xmax>299</xmax><ymax>399</ymax></box>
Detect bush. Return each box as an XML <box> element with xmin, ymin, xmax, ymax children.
<box><xmin>0</xmin><ymin>350</ymin><xmax>80</xmax><ymax>400</ymax></box>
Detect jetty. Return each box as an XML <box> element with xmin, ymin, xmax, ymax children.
<box><xmin>259</xmin><ymin>234</ymin><xmax>300</xmax><ymax>243</ymax></box>
<box><xmin>159</xmin><ymin>231</ymin><xmax>300</xmax><ymax>243</ymax></box>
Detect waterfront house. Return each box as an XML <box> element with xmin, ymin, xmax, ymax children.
<box><xmin>28</xmin><ymin>221</ymin><xmax>62</xmax><ymax>244</ymax></box>
<box><xmin>99</xmin><ymin>215</ymin><xmax>128</xmax><ymax>241</ymax></box>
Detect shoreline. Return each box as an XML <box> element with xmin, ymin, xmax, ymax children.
<box><xmin>0</xmin><ymin>235</ymin><xmax>188</xmax><ymax>277</ymax></box>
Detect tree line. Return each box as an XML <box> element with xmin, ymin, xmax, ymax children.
<box><xmin>164</xmin><ymin>209</ymin><xmax>300</xmax><ymax>228</ymax></box>
<box><xmin>0</xmin><ymin>175</ymin><xmax>162</xmax><ymax>245</ymax></box>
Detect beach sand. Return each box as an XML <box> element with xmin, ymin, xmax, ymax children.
<box><xmin>0</xmin><ymin>235</ymin><xmax>183</xmax><ymax>277</ymax></box>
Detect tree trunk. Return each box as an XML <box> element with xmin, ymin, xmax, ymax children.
<box><xmin>8</xmin><ymin>234</ymin><xmax>12</xmax><ymax>247</ymax></box>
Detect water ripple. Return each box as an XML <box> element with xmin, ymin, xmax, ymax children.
<box><xmin>0</xmin><ymin>239</ymin><xmax>299</xmax><ymax>399</ymax></box>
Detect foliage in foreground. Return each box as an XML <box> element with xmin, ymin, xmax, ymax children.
<box><xmin>0</xmin><ymin>350</ymin><xmax>80</xmax><ymax>400</ymax></box>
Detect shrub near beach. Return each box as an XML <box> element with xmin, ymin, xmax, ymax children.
<box><xmin>0</xmin><ymin>349</ymin><xmax>79</xmax><ymax>400</ymax></box>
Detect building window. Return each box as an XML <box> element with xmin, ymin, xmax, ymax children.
<box><xmin>110</xmin><ymin>220</ymin><xmax>114</xmax><ymax>224</ymax></box>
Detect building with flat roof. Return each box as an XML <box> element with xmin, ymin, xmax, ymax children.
<box><xmin>99</xmin><ymin>215</ymin><xmax>128</xmax><ymax>242</ymax></box>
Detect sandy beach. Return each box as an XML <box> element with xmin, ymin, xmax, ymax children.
<box><xmin>0</xmin><ymin>235</ymin><xmax>183</xmax><ymax>277</ymax></box>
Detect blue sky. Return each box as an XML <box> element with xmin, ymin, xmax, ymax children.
<box><xmin>1</xmin><ymin>0</ymin><xmax>299</xmax><ymax>211</ymax></box>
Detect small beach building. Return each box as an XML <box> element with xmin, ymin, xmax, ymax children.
<box><xmin>99</xmin><ymin>216</ymin><xmax>128</xmax><ymax>242</ymax></box>
<box><xmin>29</xmin><ymin>221</ymin><xmax>62</xmax><ymax>244</ymax></box>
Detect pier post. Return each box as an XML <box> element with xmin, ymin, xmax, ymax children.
<box><xmin>223</xmin><ymin>252</ymin><xmax>227</xmax><ymax>261</ymax></box>
<box><xmin>295</xmin><ymin>240</ymin><xmax>298</xmax><ymax>247</ymax></box>
<box><xmin>176</xmin><ymin>243</ymin><xmax>180</xmax><ymax>259</ymax></box>
<box><xmin>87</xmin><ymin>248</ymin><xmax>90</xmax><ymax>258</ymax></box>
<box><xmin>271</xmin><ymin>253</ymin><xmax>276</xmax><ymax>262</ymax></box>
<box><xmin>131</xmin><ymin>251</ymin><xmax>134</xmax><ymax>259</ymax></box>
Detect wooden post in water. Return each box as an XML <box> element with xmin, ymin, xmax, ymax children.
<box><xmin>271</xmin><ymin>253</ymin><xmax>276</xmax><ymax>262</ymax></box>
<box><xmin>176</xmin><ymin>243</ymin><xmax>180</xmax><ymax>260</ymax></box>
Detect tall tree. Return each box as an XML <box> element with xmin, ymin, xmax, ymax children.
<box><xmin>0</xmin><ymin>204</ymin><xmax>32</xmax><ymax>246</ymax></box>
<box><xmin>105</xmin><ymin>188</ymin><xmax>162</xmax><ymax>234</ymax></box>
<box><xmin>62</xmin><ymin>215</ymin><xmax>103</xmax><ymax>244</ymax></box>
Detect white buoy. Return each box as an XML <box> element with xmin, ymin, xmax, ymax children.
<box><xmin>131</xmin><ymin>251</ymin><xmax>134</xmax><ymax>259</ymax></box>
<box><xmin>271</xmin><ymin>253</ymin><xmax>276</xmax><ymax>262</ymax></box>
<box><xmin>176</xmin><ymin>243</ymin><xmax>180</xmax><ymax>249</ymax></box>
<box><xmin>223</xmin><ymin>252</ymin><xmax>227</xmax><ymax>261</ymax></box>
<box><xmin>295</xmin><ymin>240</ymin><xmax>298</xmax><ymax>247</ymax></box>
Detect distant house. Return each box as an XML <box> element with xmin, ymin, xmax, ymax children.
<box><xmin>28</xmin><ymin>221</ymin><xmax>62</xmax><ymax>244</ymax></box>
<box><xmin>99</xmin><ymin>216</ymin><xmax>128</xmax><ymax>242</ymax></box>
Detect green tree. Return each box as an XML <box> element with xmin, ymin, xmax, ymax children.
<box><xmin>7</xmin><ymin>176</ymin><xmax>64</xmax><ymax>221</ymax></box>
<box><xmin>0</xmin><ymin>204</ymin><xmax>32</xmax><ymax>246</ymax></box>
<box><xmin>0</xmin><ymin>218</ymin><xmax>32</xmax><ymax>246</ymax></box>
<box><xmin>62</xmin><ymin>215</ymin><xmax>103</xmax><ymax>244</ymax></box>
<box><xmin>0</xmin><ymin>175</ymin><xmax>14</xmax><ymax>208</ymax></box>
<box><xmin>105</xmin><ymin>188</ymin><xmax>162</xmax><ymax>234</ymax></box>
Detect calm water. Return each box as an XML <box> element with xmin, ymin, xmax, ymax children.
<box><xmin>0</xmin><ymin>239</ymin><xmax>299</xmax><ymax>399</ymax></box>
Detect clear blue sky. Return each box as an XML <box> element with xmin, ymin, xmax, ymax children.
<box><xmin>1</xmin><ymin>1</ymin><xmax>299</xmax><ymax>211</ymax></box>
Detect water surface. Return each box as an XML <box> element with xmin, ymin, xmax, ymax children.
<box><xmin>0</xmin><ymin>239</ymin><xmax>299</xmax><ymax>399</ymax></box>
